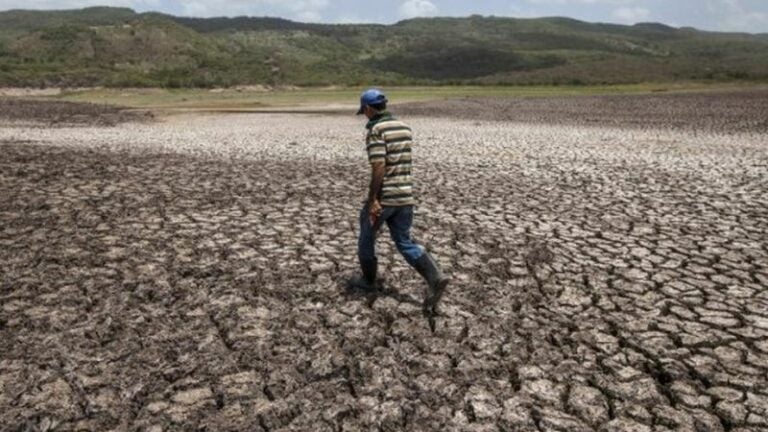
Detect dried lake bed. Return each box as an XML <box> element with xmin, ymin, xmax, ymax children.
<box><xmin>1</xmin><ymin>91</ymin><xmax>767</xmax><ymax>431</ymax></box>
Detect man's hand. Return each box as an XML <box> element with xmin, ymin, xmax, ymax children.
<box><xmin>369</xmin><ymin>199</ymin><xmax>382</xmax><ymax>226</ymax></box>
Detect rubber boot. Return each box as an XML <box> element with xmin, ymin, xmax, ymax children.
<box><xmin>350</xmin><ymin>257</ymin><xmax>377</xmax><ymax>291</ymax></box>
<box><xmin>414</xmin><ymin>252</ymin><xmax>450</xmax><ymax>314</ymax></box>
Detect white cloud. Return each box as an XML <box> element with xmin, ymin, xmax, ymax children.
<box><xmin>295</xmin><ymin>10</ymin><xmax>321</xmax><ymax>22</ymax></box>
<box><xmin>398</xmin><ymin>0</ymin><xmax>438</xmax><ymax>19</ymax></box>
<box><xmin>176</xmin><ymin>0</ymin><xmax>330</xmax><ymax>20</ymax></box>
<box><xmin>524</xmin><ymin>0</ymin><xmax>634</xmax><ymax>4</ymax></box>
<box><xmin>715</xmin><ymin>0</ymin><xmax>768</xmax><ymax>32</ymax></box>
<box><xmin>333</xmin><ymin>14</ymin><xmax>376</xmax><ymax>24</ymax></box>
<box><xmin>508</xmin><ymin>5</ymin><xmax>541</xmax><ymax>19</ymax></box>
<box><xmin>611</xmin><ymin>6</ymin><xmax>650</xmax><ymax>23</ymax></box>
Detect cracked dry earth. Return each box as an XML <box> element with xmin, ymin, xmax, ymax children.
<box><xmin>1</xmin><ymin>97</ymin><xmax>768</xmax><ymax>432</ymax></box>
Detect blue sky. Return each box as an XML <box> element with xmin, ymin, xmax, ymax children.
<box><xmin>2</xmin><ymin>0</ymin><xmax>767</xmax><ymax>33</ymax></box>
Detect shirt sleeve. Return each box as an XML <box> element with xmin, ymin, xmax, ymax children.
<box><xmin>366</xmin><ymin>130</ymin><xmax>387</xmax><ymax>164</ymax></box>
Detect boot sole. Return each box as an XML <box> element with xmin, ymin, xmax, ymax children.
<box><xmin>347</xmin><ymin>278</ymin><xmax>377</xmax><ymax>293</ymax></box>
<box><xmin>424</xmin><ymin>278</ymin><xmax>449</xmax><ymax>315</ymax></box>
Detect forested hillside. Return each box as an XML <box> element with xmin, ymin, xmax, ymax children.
<box><xmin>1</xmin><ymin>7</ymin><xmax>766</xmax><ymax>87</ymax></box>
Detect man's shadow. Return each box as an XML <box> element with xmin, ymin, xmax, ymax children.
<box><xmin>339</xmin><ymin>275</ymin><xmax>439</xmax><ymax>333</ymax></box>
<box><xmin>340</xmin><ymin>275</ymin><xmax>420</xmax><ymax>308</ymax></box>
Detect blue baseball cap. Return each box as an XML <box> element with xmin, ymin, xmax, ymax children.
<box><xmin>357</xmin><ymin>88</ymin><xmax>388</xmax><ymax>115</ymax></box>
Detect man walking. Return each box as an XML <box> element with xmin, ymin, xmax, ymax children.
<box><xmin>352</xmin><ymin>88</ymin><xmax>449</xmax><ymax>315</ymax></box>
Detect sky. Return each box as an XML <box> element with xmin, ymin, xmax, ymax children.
<box><xmin>1</xmin><ymin>0</ymin><xmax>767</xmax><ymax>33</ymax></box>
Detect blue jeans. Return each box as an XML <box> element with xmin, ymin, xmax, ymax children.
<box><xmin>358</xmin><ymin>204</ymin><xmax>425</xmax><ymax>268</ymax></box>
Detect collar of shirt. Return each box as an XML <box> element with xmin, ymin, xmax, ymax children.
<box><xmin>365</xmin><ymin>111</ymin><xmax>394</xmax><ymax>130</ymax></box>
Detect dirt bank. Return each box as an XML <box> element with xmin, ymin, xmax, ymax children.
<box><xmin>1</xmin><ymin>111</ymin><xmax>766</xmax><ymax>431</ymax></box>
<box><xmin>397</xmin><ymin>89</ymin><xmax>768</xmax><ymax>134</ymax></box>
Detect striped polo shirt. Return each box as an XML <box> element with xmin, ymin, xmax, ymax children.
<box><xmin>365</xmin><ymin>112</ymin><xmax>415</xmax><ymax>207</ymax></box>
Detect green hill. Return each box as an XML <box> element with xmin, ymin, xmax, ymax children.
<box><xmin>0</xmin><ymin>7</ymin><xmax>767</xmax><ymax>87</ymax></box>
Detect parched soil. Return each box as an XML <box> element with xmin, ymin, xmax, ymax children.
<box><xmin>397</xmin><ymin>89</ymin><xmax>768</xmax><ymax>134</ymax></box>
<box><xmin>1</xmin><ymin>94</ymin><xmax>767</xmax><ymax>432</ymax></box>
<box><xmin>0</xmin><ymin>98</ymin><xmax>152</xmax><ymax>127</ymax></box>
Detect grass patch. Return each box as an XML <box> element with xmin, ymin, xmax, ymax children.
<box><xmin>45</xmin><ymin>82</ymin><xmax>767</xmax><ymax>111</ymax></box>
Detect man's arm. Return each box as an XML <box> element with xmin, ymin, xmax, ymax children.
<box><xmin>368</xmin><ymin>161</ymin><xmax>385</xmax><ymax>203</ymax></box>
<box><xmin>366</xmin><ymin>127</ymin><xmax>387</xmax><ymax>225</ymax></box>
<box><xmin>368</xmin><ymin>161</ymin><xmax>385</xmax><ymax>225</ymax></box>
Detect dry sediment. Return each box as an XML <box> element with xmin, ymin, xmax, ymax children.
<box><xmin>1</xmin><ymin>94</ymin><xmax>767</xmax><ymax>431</ymax></box>
<box><xmin>397</xmin><ymin>89</ymin><xmax>768</xmax><ymax>135</ymax></box>
<box><xmin>0</xmin><ymin>99</ymin><xmax>152</xmax><ymax>127</ymax></box>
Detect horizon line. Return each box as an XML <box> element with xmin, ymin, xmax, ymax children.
<box><xmin>0</xmin><ymin>6</ymin><xmax>766</xmax><ymax>35</ymax></box>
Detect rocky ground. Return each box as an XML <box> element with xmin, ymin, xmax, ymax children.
<box><xmin>0</xmin><ymin>99</ymin><xmax>152</xmax><ymax>127</ymax></box>
<box><xmin>1</xmin><ymin>92</ymin><xmax>767</xmax><ymax>431</ymax></box>
<box><xmin>397</xmin><ymin>89</ymin><xmax>768</xmax><ymax>134</ymax></box>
